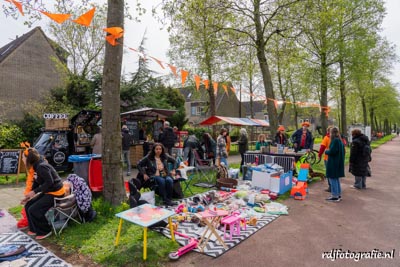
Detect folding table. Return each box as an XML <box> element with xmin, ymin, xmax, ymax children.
<box><xmin>115</xmin><ymin>204</ymin><xmax>175</xmax><ymax>260</ymax></box>
<box><xmin>195</xmin><ymin>209</ymin><xmax>229</xmax><ymax>252</ymax></box>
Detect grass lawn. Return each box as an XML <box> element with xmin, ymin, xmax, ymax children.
<box><xmin>3</xmin><ymin>135</ymin><xmax>393</xmax><ymax>266</ymax></box>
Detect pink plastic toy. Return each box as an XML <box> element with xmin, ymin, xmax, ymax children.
<box><xmin>221</xmin><ymin>212</ymin><xmax>246</xmax><ymax>240</ymax></box>
<box><xmin>169</xmin><ymin>231</ymin><xmax>199</xmax><ymax>260</ymax></box>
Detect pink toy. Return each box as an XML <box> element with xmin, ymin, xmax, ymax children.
<box><xmin>221</xmin><ymin>212</ymin><xmax>246</xmax><ymax>240</ymax></box>
<box><xmin>169</xmin><ymin>231</ymin><xmax>199</xmax><ymax>260</ymax></box>
<box><xmin>174</xmin><ymin>203</ymin><xmax>185</xmax><ymax>214</ymax></box>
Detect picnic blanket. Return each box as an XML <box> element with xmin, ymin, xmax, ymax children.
<box><xmin>0</xmin><ymin>232</ymin><xmax>71</xmax><ymax>267</ymax></box>
<box><xmin>157</xmin><ymin>191</ymin><xmax>280</xmax><ymax>258</ymax></box>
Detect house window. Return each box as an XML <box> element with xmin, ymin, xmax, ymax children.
<box><xmin>191</xmin><ymin>106</ymin><xmax>203</xmax><ymax>116</ymax></box>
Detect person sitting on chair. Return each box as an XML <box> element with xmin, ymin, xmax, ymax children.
<box><xmin>137</xmin><ymin>143</ymin><xmax>177</xmax><ymax>206</ymax></box>
<box><xmin>21</xmin><ymin>148</ymin><xmax>65</xmax><ymax>240</ymax></box>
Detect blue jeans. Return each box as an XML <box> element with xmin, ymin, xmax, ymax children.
<box><xmin>328</xmin><ymin>177</ymin><xmax>341</xmax><ymax>198</ymax></box>
<box><xmin>153</xmin><ymin>175</ymin><xmax>173</xmax><ymax>202</ymax></box>
<box><xmin>324</xmin><ymin>160</ymin><xmax>331</xmax><ymax>190</ymax></box>
<box><xmin>354</xmin><ymin>176</ymin><xmax>366</xmax><ymax>189</ymax></box>
<box><xmin>220</xmin><ymin>157</ymin><xmax>228</xmax><ymax>168</ymax></box>
<box><xmin>122</xmin><ymin>150</ymin><xmax>131</xmax><ymax>174</ymax></box>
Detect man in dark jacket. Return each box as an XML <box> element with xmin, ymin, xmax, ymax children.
<box><xmin>159</xmin><ymin>121</ymin><xmax>176</xmax><ymax>155</ymax></box>
<box><xmin>291</xmin><ymin>121</ymin><xmax>313</xmax><ymax>152</ymax></box>
<box><xmin>349</xmin><ymin>129</ymin><xmax>371</xmax><ymax>189</ymax></box>
<box><xmin>122</xmin><ymin>125</ymin><xmax>133</xmax><ymax>176</ymax></box>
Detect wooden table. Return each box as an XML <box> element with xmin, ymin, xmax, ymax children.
<box><xmin>195</xmin><ymin>209</ymin><xmax>229</xmax><ymax>252</ymax></box>
<box><xmin>115</xmin><ymin>204</ymin><xmax>175</xmax><ymax>260</ymax></box>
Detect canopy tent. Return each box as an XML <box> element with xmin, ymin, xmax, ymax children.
<box><xmin>199</xmin><ymin>116</ymin><xmax>270</xmax><ymax>127</ymax></box>
<box><xmin>120</xmin><ymin>107</ymin><xmax>177</xmax><ymax>121</ymax></box>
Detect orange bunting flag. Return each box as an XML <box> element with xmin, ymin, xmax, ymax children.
<box><xmin>213</xmin><ymin>82</ymin><xmax>218</xmax><ymax>95</ymax></box>
<box><xmin>41</xmin><ymin>11</ymin><xmax>71</xmax><ymax>24</ymax></box>
<box><xmin>8</xmin><ymin>0</ymin><xmax>23</xmax><ymax>16</ymax></box>
<box><xmin>203</xmin><ymin>80</ymin><xmax>209</xmax><ymax>90</ymax></box>
<box><xmin>222</xmin><ymin>84</ymin><xmax>228</xmax><ymax>95</ymax></box>
<box><xmin>105</xmin><ymin>35</ymin><xmax>119</xmax><ymax>46</ymax></box>
<box><xmin>194</xmin><ymin>75</ymin><xmax>201</xmax><ymax>91</ymax></box>
<box><xmin>149</xmin><ymin>56</ymin><xmax>165</xmax><ymax>69</ymax></box>
<box><xmin>73</xmin><ymin>7</ymin><xmax>95</xmax><ymax>27</ymax></box>
<box><xmin>103</xmin><ymin>27</ymin><xmax>124</xmax><ymax>46</ymax></box>
<box><xmin>230</xmin><ymin>86</ymin><xmax>236</xmax><ymax>94</ymax></box>
<box><xmin>168</xmin><ymin>64</ymin><xmax>178</xmax><ymax>77</ymax></box>
<box><xmin>181</xmin><ymin>70</ymin><xmax>189</xmax><ymax>87</ymax></box>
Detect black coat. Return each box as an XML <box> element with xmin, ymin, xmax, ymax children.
<box><xmin>137</xmin><ymin>154</ymin><xmax>176</xmax><ymax>177</ymax></box>
<box><xmin>349</xmin><ymin>134</ymin><xmax>371</xmax><ymax>177</ymax></box>
<box><xmin>159</xmin><ymin>127</ymin><xmax>176</xmax><ymax>149</ymax></box>
<box><xmin>238</xmin><ymin>135</ymin><xmax>248</xmax><ymax>154</ymax></box>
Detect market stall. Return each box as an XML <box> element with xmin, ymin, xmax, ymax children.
<box><xmin>121</xmin><ymin>107</ymin><xmax>177</xmax><ymax>166</ymax></box>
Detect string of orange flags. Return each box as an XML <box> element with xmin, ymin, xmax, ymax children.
<box><xmin>4</xmin><ymin>0</ymin><xmax>330</xmax><ymax>117</ymax></box>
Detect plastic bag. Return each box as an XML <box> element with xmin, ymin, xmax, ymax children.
<box><xmin>139</xmin><ymin>191</ymin><xmax>155</xmax><ymax>205</ymax></box>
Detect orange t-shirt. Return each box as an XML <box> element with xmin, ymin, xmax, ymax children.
<box><xmin>24</xmin><ymin>167</ymin><xmax>35</xmax><ymax>196</ymax></box>
<box><xmin>320</xmin><ymin>135</ymin><xmax>331</xmax><ymax>161</ymax></box>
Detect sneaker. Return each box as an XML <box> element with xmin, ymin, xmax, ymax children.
<box><xmin>35</xmin><ymin>232</ymin><xmax>52</xmax><ymax>240</ymax></box>
<box><xmin>350</xmin><ymin>185</ymin><xmax>361</xmax><ymax>189</ymax></box>
<box><xmin>27</xmin><ymin>231</ymin><xmax>36</xmax><ymax>236</ymax></box>
<box><xmin>325</xmin><ymin>197</ymin><xmax>339</xmax><ymax>202</ymax></box>
<box><xmin>324</xmin><ymin>188</ymin><xmax>331</xmax><ymax>192</ymax></box>
<box><xmin>127</xmin><ymin>172</ymin><xmax>131</xmax><ymax>176</ymax></box>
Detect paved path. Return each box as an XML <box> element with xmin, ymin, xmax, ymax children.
<box><xmin>167</xmin><ymin>137</ymin><xmax>400</xmax><ymax>267</ymax></box>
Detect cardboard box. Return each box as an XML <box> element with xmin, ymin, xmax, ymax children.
<box><xmin>45</xmin><ymin>119</ymin><xmax>69</xmax><ymax>130</ymax></box>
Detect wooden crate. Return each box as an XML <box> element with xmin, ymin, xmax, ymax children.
<box><xmin>129</xmin><ymin>145</ymin><xmax>143</xmax><ymax>167</ymax></box>
<box><xmin>45</xmin><ymin>119</ymin><xmax>69</xmax><ymax>130</ymax></box>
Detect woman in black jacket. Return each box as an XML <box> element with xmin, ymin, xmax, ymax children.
<box><xmin>22</xmin><ymin>148</ymin><xmax>65</xmax><ymax>240</ymax></box>
<box><xmin>349</xmin><ymin>129</ymin><xmax>371</xmax><ymax>189</ymax></box>
<box><xmin>137</xmin><ymin>143</ymin><xmax>177</xmax><ymax>206</ymax></box>
<box><xmin>238</xmin><ymin>128</ymin><xmax>249</xmax><ymax>170</ymax></box>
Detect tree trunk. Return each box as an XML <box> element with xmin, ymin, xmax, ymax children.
<box><xmin>320</xmin><ymin>51</ymin><xmax>328</xmax><ymax>134</ymax></box>
<box><xmin>102</xmin><ymin>0</ymin><xmax>125</xmax><ymax>205</ymax></box>
<box><xmin>361</xmin><ymin>96</ymin><xmax>367</xmax><ymax>126</ymax></box>
<box><xmin>339</xmin><ymin>59</ymin><xmax>347</xmax><ymax>134</ymax></box>
<box><xmin>254</xmin><ymin>1</ymin><xmax>277</xmax><ymax>130</ymax></box>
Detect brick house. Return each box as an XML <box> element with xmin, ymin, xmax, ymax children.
<box><xmin>0</xmin><ymin>27</ymin><xmax>67</xmax><ymax>121</ymax></box>
<box><xmin>180</xmin><ymin>86</ymin><xmax>247</xmax><ymax>126</ymax></box>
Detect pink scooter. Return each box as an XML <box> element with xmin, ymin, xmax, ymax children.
<box><xmin>169</xmin><ymin>231</ymin><xmax>199</xmax><ymax>260</ymax></box>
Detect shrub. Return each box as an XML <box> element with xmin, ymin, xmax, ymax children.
<box><xmin>0</xmin><ymin>123</ymin><xmax>26</xmax><ymax>149</ymax></box>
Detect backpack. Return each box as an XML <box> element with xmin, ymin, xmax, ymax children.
<box><xmin>363</xmin><ymin>143</ymin><xmax>372</xmax><ymax>162</ymax></box>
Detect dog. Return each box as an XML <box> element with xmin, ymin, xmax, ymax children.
<box><xmin>308</xmin><ymin>166</ymin><xmax>326</xmax><ymax>181</ymax></box>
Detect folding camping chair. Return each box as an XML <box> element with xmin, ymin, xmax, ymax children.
<box><xmin>192</xmin><ymin>149</ymin><xmax>216</xmax><ymax>183</ymax></box>
<box><xmin>47</xmin><ymin>190</ymin><xmax>82</xmax><ymax>236</ymax></box>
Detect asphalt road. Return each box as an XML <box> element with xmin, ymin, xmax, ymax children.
<box><xmin>166</xmin><ymin>137</ymin><xmax>400</xmax><ymax>267</ymax></box>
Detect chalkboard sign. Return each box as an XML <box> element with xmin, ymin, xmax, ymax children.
<box><xmin>126</xmin><ymin>120</ymin><xmax>139</xmax><ymax>142</ymax></box>
<box><xmin>0</xmin><ymin>149</ymin><xmax>21</xmax><ymax>175</ymax></box>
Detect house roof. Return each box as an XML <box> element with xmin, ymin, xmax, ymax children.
<box><xmin>121</xmin><ymin>107</ymin><xmax>177</xmax><ymax>121</ymax></box>
<box><xmin>0</xmin><ymin>26</ymin><xmax>67</xmax><ymax>64</ymax></box>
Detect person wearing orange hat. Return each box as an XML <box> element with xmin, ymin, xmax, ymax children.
<box><xmin>274</xmin><ymin>126</ymin><xmax>288</xmax><ymax>146</ymax></box>
<box><xmin>291</xmin><ymin>121</ymin><xmax>313</xmax><ymax>152</ymax></box>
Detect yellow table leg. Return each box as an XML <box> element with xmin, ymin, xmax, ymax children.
<box><xmin>114</xmin><ymin>219</ymin><xmax>123</xmax><ymax>246</ymax></box>
<box><xmin>143</xmin><ymin>227</ymin><xmax>148</xmax><ymax>260</ymax></box>
<box><xmin>168</xmin><ymin>217</ymin><xmax>175</xmax><ymax>242</ymax></box>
